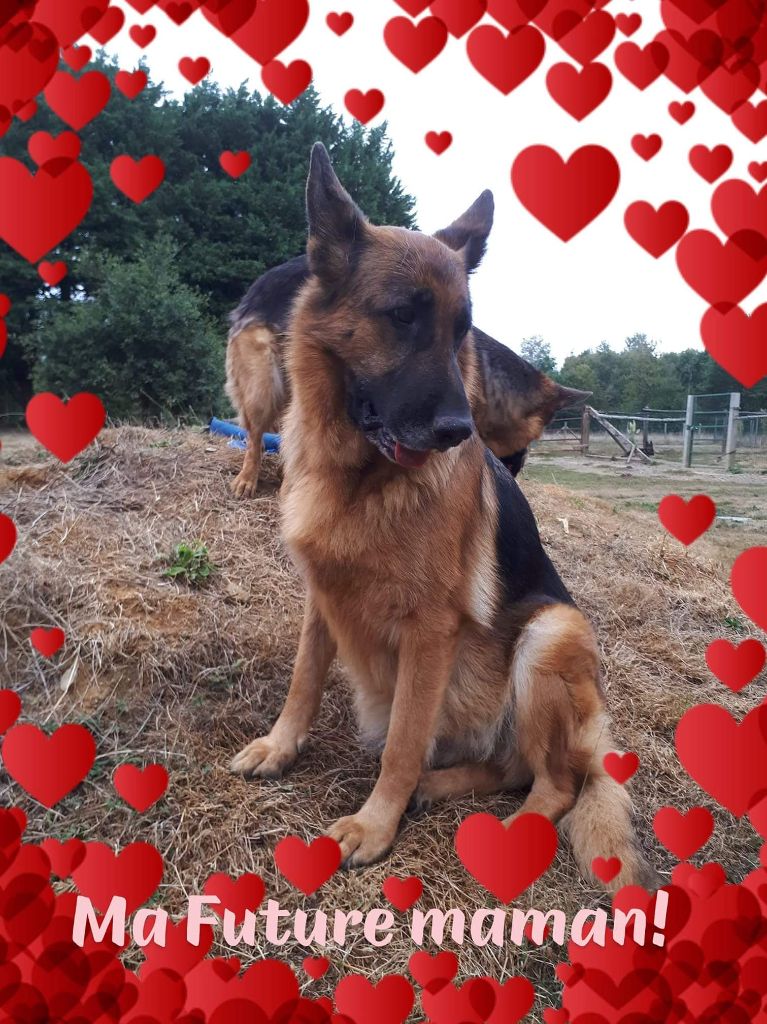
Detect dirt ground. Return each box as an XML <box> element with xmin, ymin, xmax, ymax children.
<box><xmin>1</xmin><ymin>427</ymin><xmax>765</xmax><ymax>1021</ymax></box>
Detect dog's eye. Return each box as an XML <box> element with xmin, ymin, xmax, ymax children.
<box><xmin>392</xmin><ymin>305</ymin><xmax>415</xmax><ymax>325</ymax></box>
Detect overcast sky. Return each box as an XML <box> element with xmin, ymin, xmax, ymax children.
<box><xmin>104</xmin><ymin>0</ymin><xmax>765</xmax><ymax>366</ymax></box>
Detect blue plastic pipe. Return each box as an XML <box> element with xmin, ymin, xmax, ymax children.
<box><xmin>209</xmin><ymin>418</ymin><xmax>281</xmax><ymax>452</ymax></box>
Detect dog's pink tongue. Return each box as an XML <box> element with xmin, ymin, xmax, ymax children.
<box><xmin>394</xmin><ymin>442</ymin><xmax>430</xmax><ymax>469</ymax></box>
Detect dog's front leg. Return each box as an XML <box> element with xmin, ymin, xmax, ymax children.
<box><xmin>231</xmin><ymin>592</ymin><xmax>335</xmax><ymax>778</ymax></box>
<box><xmin>328</xmin><ymin>616</ymin><xmax>458</xmax><ymax>866</ymax></box>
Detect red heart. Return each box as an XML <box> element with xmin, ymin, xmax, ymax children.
<box><xmin>657</xmin><ymin>27</ymin><xmax>723</xmax><ymax>93</ymax></box>
<box><xmin>89</xmin><ymin>5</ymin><xmax>125</xmax><ymax>43</ymax></box>
<box><xmin>202</xmin><ymin>872</ymin><xmax>265</xmax><ymax>923</ymax></box>
<box><xmin>625</xmin><ymin>200</ymin><xmax>689</xmax><ymax>257</ymax></box>
<box><xmin>603</xmin><ymin>751</ymin><xmax>639</xmax><ymax>783</ymax></box>
<box><xmin>261</xmin><ymin>59</ymin><xmax>312</xmax><ymax>104</ymax></box>
<box><xmin>732</xmin><ymin>99</ymin><xmax>767</xmax><ymax>143</ymax></box>
<box><xmin>701</xmin><ymin>303</ymin><xmax>767</xmax><ymax>389</ymax></box>
<box><xmin>0</xmin><ymin>318</ymin><xmax>5</xmax><ymax>356</ymax></box>
<box><xmin>486</xmin><ymin>977</ymin><xmax>535</xmax><ymax>1023</ymax></box>
<box><xmin>615</xmin><ymin>12</ymin><xmax>641</xmax><ymax>35</ymax></box>
<box><xmin>511</xmin><ymin>144</ymin><xmax>620</xmax><ymax>241</ymax></box>
<box><xmin>28</xmin><ymin>130</ymin><xmax>81</xmax><ymax>167</ymax></box>
<box><xmin>487</xmin><ymin>0</ymin><xmax>548</xmax><ymax>30</ymax></box>
<box><xmin>38</xmin><ymin>260</ymin><xmax>68</xmax><ymax>286</ymax></box>
<box><xmin>0</xmin><ymin>513</ymin><xmax>17</xmax><ymax>564</ymax></box>
<box><xmin>274</xmin><ymin>835</ymin><xmax>341</xmax><ymax>894</ymax></box>
<box><xmin>0</xmin><ymin>293</ymin><xmax>10</xmax><ymax>316</ymax></box>
<box><xmin>430</xmin><ymin>0</ymin><xmax>486</xmax><ymax>38</ymax></box>
<box><xmin>657</xmin><ymin>494</ymin><xmax>716</xmax><ymax>544</ymax></box>
<box><xmin>44</xmin><ymin>70</ymin><xmax>111</xmax><ymax>131</ymax></box>
<box><xmin>711</xmin><ymin>180</ymin><xmax>767</xmax><ymax>239</ymax></box>
<box><xmin>63</xmin><ymin>44</ymin><xmax>92</xmax><ymax>72</ymax></box>
<box><xmin>421</xmin><ymin>976</ymin><xmax>494</xmax><ymax>1023</ymax></box>
<box><xmin>614</xmin><ymin>40</ymin><xmax>669</xmax><ymax>89</ymax></box>
<box><xmin>676</xmin><ymin>229</ymin><xmax>767</xmax><ymax>306</ymax></box>
<box><xmin>731</xmin><ymin>546</ymin><xmax>767</xmax><ymax>631</ymax></box>
<box><xmin>382</xmin><ymin>875</ymin><xmax>423</xmax><ymax>911</ymax></box>
<box><xmin>40</xmin><ymin>837</ymin><xmax>86</xmax><ymax>877</ymax></box>
<box><xmin>701</xmin><ymin>60</ymin><xmax>760</xmax><ymax>114</ymax></box>
<box><xmin>29</xmin><ymin>627</ymin><xmax>65</xmax><ymax>657</ymax></box>
<box><xmin>467</xmin><ymin>24</ymin><xmax>545</xmax><ymax>93</ymax></box>
<box><xmin>115</xmin><ymin>68</ymin><xmax>148</xmax><ymax>99</ymax></box>
<box><xmin>113</xmin><ymin>763</ymin><xmax>169</xmax><ymax>812</ymax></box>
<box><xmin>553</xmin><ymin>9</ymin><xmax>615</xmax><ymax>64</ymax></box>
<box><xmin>631</xmin><ymin>133</ymin><xmax>663</xmax><ymax>160</ymax></box>
<box><xmin>408</xmin><ymin>950</ymin><xmax>458</xmax><ymax>988</ymax></box>
<box><xmin>344</xmin><ymin>88</ymin><xmax>385</xmax><ymax>124</ymax></box>
<box><xmin>675</xmin><ymin>702</ymin><xmax>767</xmax><ymax>816</ymax></box>
<box><xmin>688</xmin><ymin>143</ymin><xmax>733</xmax><ymax>182</ymax></box>
<box><xmin>110</xmin><ymin>155</ymin><xmax>165</xmax><ymax>202</ymax></box>
<box><xmin>334</xmin><ymin>975</ymin><xmax>414</xmax><ymax>1024</ymax></box>
<box><xmin>669</xmin><ymin>99</ymin><xmax>695</xmax><ymax>122</ymax></box>
<box><xmin>384</xmin><ymin>15</ymin><xmax>448</xmax><ymax>72</ymax></box>
<box><xmin>326</xmin><ymin>11</ymin><xmax>353</xmax><ymax>35</ymax></box>
<box><xmin>202</xmin><ymin>0</ymin><xmax>309</xmax><ymax>66</ymax></box>
<box><xmin>591</xmin><ymin>856</ymin><xmax>622</xmax><ymax>883</ymax></box>
<box><xmin>2</xmin><ymin>723</ymin><xmax>96</xmax><ymax>806</ymax></box>
<box><xmin>425</xmin><ymin>129</ymin><xmax>453</xmax><ymax>154</ymax></box>
<box><xmin>749</xmin><ymin>791</ymin><xmax>767</xmax><ymax>837</ymax></box>
<box><xmin>706</xmin><ymin>638</ymin><xmax>766</xmax><ymax>691</ymax></box>
<box><xmin>674</xmin><ymin>861</ymin><xmax>726</xmax><ymax>898</ymax></box>
<box><xmin>33</xmin><ymin>0</ymin><xmax>109</xmax><ymax>46</ymax></box>
<box><xmin>547</xmin><ymin>62</ymin><xmax>612</xmax><ymax>120</ymax></box>
<box><xmin>455</xmin><ymin>812</ymin><xmax>557</xmax><ymax>902</ymax></box>
<box><xmin>219</xmin><ymin>150</ymin><xmax>251</xmax><ymax>177</ymax></box>
<box><xmin>0</xmin><ymin>22</ymin><xmax>58</xmax><ymax>115</ymax></box>
<box><xmin>71</xmin><ymin>840</ymin><xmax>163</xmax><ymax>914</ymax></box>
<box><xmin>178</xmin><ymin>56</ymin><xmax>210</xmax><ymax>84</ymax></box>
<box><xmin>542</xmin><ymin>1009</ymin><xmax>569</xmax><ymax>1023</ymax></box>
<box><xmin>0</xmin><ymin>158</ymin><xmax>93</xmax><ymax>262</ymax></box>
<box><xmin>653</xmin><ymin>806</ymin><xmax>714</xmax><ymax>860</ymax></box>
<box><xmin>303</xmin><ymin>956</ymin><xmax>330</xmax><ymax>980</ymax></box>
<box><xmin>0</xmin><ymin>689</ymin><xmax>21</xmax><ymax>733</ymax></box>
<box><xmin>129</xmin><ymin>23</ymin><xmax>157</xmax><ymax>46</ymax></box>
<box><xmin>26</xmin><ymin>392</ymin><xmax>106</xmax><ymax>463</ymax></box>
<box><xmin>749</xmin><ymin>161</ymin><xmax>767</xmax><ymax>183</ymax></box>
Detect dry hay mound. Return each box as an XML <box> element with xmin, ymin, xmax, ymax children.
<box><xmin>0</xmin><ymin>426</ymin><xmax>762</xmax><ymax>1020</ymax></box>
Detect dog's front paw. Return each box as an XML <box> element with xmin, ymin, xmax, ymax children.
<box><xmin>230</xmin><ymin>735</ymin><xmax>297</xmax><ymax>778</ymax></box>
<box><xmin>230</xmin><ymin>471</ymin><xmax>258</xmax><ymax>498</ymax></box>
<box><xmin>327</xmin><ymin>812</ymin><xmax>397</xmax><ymax>867</ymax></box>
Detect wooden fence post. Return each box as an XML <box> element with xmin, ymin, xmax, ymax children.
<box><xmin>581</xmin><ymin>406</ymin><xmax>591</xmax><ymax>453</ymax></box>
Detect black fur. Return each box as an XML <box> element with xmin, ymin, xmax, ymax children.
<box><xmin>485</xmin><ymin>449</ymin><xmax>573</xmax><ymax>608</ymax></box>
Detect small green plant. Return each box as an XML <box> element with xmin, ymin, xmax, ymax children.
<box><xmin>723</xmin><ymin>615</ymin><xmax>746</xmax><ymax>633</ymax></box>
<box><xmin>163</xmin><ymin>540</ymin><xmax>214</xmax><ymax>585</ymax></box>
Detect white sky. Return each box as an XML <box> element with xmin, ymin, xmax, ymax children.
<box><xmin>103</xmin><ymin>0</ymin><xmax>766</xmax><ymax>366</ymax></box>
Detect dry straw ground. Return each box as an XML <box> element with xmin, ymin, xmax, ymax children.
<box><xmin>1</xmin><ymin>426</ymin><xmax>764</xmax><ymax>1020</ymax></box>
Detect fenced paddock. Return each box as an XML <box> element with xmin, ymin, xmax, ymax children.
<box><xmin>1</xmin><ymin>425</ymin><xmax>765</xmax><ymax>1022</ymax></box>
<box><xmin>538</xmin><ymin>394</ymin><xmax>767</xmax><ymax>474</ymax></box>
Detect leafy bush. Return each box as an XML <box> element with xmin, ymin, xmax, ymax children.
<box><xmin>162</xmin><ymin>540</ymin><xmax>215</xmax><ymax>585</ymax></box>
<box><xmin>28</xmin><ymin>237</ymin><xmax>224</xmax><ymax>421</ymax></box>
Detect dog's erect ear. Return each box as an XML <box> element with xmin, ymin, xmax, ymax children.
<box><xmin>552</xmin><ymin>385</ymin><xmax>592</xmax><ymax>411</ymax></box>
<box><xmin>433</xmin><ymin>190</ymin><xmax>494</xmax><ymax>273</ymax></box>
<box><xmin>306</xmin><ymin>142</ymin><xmax>367</xmax><ymax>282</ymax></box>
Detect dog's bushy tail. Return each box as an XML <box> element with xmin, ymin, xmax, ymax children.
<box><xmin>562</xmin><ymin>743</ymin><xmax>655</xmax><ymax>891</ymax></box>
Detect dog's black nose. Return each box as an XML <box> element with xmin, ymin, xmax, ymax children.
<box><xmin>431</xmin><ymin>415</ymin><xmax>473</xmax><ymax>450</ymax></box>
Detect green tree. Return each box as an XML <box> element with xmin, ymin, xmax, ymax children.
<box><xmin>520</xmin><ymin>335</ymin><xmax>557</xmax><ymax>375</ymax></box>
<box><xmin>28</xmin><ymin>237</ymin><xmax>223</xmax><ymax>421</ymax></box>
<box><xmin>0</xmin><ymin>54</ymin><xmax>416</xmax><ymax>415</ymax></box>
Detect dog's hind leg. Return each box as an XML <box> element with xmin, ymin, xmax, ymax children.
<box><xmin>225</xmin><ymin>323</ymin><xmax>284</xmax><ymax>498</ymax></box>
<box><xmin>506</xmin><ymin>603</ymin><xmax>650</xmax><ymax>890</ymax></box>
<box><xmin>412</xmin><ymin>755</ymin><xmax>531</xmax><ymax>809</ymax></box>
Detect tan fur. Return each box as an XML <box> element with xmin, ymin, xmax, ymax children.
<box><xmin>231</xmin><ymin>153</ymin><xmax>647</xmax><ymax>886</ymax></box>
<box><xmin>225</xmin><ymin>324</ymin><xmax>285</xmax><ymax>497</ymax></box>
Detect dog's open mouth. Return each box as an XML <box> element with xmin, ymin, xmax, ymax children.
<box><xmin>370</xmin><ymin>428</ymin><xmax>431</xmax><ymax>469</ymax></box>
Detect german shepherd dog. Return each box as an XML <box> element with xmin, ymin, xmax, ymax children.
<box><xmin>231</xmin><ymin>144</ymin><xmax>648</xmax><ymax>888</ymax></box>
<box><xmin>226</xmin><ymin>257</ymin><xmax>588</xmax><ymax>496</ymax></box>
